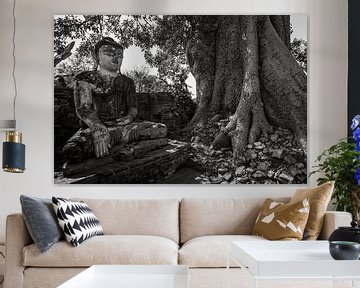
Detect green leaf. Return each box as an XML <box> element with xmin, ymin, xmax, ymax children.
<box><xmin>309</xmin><ymin>138</ymin><xmax>360</xmax><ymax>215</ymax></box>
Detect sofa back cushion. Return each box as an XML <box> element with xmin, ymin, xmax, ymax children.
<box><xmin>72</xmin><ymin>198</ymin><xmax>179</xmax><ymax>243</ymax></box>
<box><xmin>180</xmin><ymin>198</ymin><xmax>289</xmax><ymax>243</ymax></box>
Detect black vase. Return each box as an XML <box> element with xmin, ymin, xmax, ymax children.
<box><xmin>328</xmin><ymin>221</ymin><xmax>360</xmax><ymax>244</ymax></box>
<box><xmin>329</xmin><ymin>241</ymin><xmax>360</xmax><ymax>260</ymax></box>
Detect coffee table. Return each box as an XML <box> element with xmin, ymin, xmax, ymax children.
<box><xmin>228</xmin><ymin>241</ymin><xmax>360</xmax><ymax>288</ymax></box>
<box><xmin>57</xmin><ymin>265</ymin><xmax>189</xmax><ymax>288</ymax></box>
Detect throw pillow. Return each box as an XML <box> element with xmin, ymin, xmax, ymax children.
<box><xmin>52</xmin><ymin>197</ymin><xmax>104</xmax><ymax>247</ymax></box>
<box><xmin>289</xmin><ymin>181</ymin><xmax>334</xmax><ymax>240</ymax></box>
<box><xmin>252</xmin><ymin>198</ymin><xmax>310</xmax><ymax>240</ymax></box>
<box><xmin>20</xmin><ymin>195</ymin><xmax>64</xmax><ymax>253</ymax></box>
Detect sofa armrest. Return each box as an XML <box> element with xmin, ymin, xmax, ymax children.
<box><xmin>4</xmin><ymin>213</ymin><xmax>33</xmax><ymax>288</ymax></box>
<box><xmin>318</xmin><ymin>211</ymin><xmax>352</xmax><ymax>240</ymax></box>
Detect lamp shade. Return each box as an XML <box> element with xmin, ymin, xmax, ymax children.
<box><xmin>2</xmin><ymin>131</ymin><xmax>25</xmax><ymax>173</ymax></box>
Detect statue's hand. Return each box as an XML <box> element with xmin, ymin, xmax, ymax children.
<box><xmin>116</xmin><ymin>115</ymin><xmax>133</xmax><ymax>126</ymax></box>
<box><xmin>92</xmin><ymin>127</ymin><xmax>111</xmax><ymax>158</ymax></box>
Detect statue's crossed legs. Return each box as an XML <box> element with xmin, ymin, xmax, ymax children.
<box><xmin>63</xmin><ymin>121</ymin><xmax>167</xmax><ymax>163</ymax></box>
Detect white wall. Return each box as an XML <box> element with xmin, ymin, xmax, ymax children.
<box><xmin>0</xmin><ymin>0</ymin><xmax>348</xmax><ymax>242</ymax></box>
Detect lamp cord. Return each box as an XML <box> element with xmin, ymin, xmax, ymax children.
<box><xmin>0</xmin><ymin>251</ymin><xmax>3</xmax><ymax>284</ymax></box>
<box><xmin>11</xmin><ymin>0</ymin><xmax>17</xmax><ymax>130</ymax></box>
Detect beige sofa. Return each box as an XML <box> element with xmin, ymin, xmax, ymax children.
<box><xmin>4</xmin><ymin>198</ymin><xmax>352</xmax><ymax>288</ymax></box>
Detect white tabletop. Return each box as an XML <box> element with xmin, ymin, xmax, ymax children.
<box><xmin>58</xmin><ymin>265</ymin><xmax>189</xmax><ymax>288</ymax></box>
<box><xmin>231</xmin><ymin>240</ymin><xmax>360</xmax><ymax>278</ymax></box>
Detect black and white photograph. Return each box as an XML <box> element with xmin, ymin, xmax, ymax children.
<box><xmin>54</xmin><ymin>14</ymin><xmax>307</xmax><ymax>184</ymax></box>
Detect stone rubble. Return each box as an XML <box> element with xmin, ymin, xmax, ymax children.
<box><xmin>188</xmin><ymin>118</ymin><xmax>307</xmax><ymax>184</ymax></box>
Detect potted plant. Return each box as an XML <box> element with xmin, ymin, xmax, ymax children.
<box><xmin>310</xmin><ymin>115</ymin><xmax>360</xmax><ymax>222</ymax></box>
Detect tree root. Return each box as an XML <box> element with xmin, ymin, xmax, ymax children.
<box><xmin>213</xmin><ymin>16</ymin><xmax>272</xmax><ymax>160</ymax></box>
<box><xmin>248</xmin><ymin>100</ymin><xmax>272</xmax><ymax>144</ymax></box>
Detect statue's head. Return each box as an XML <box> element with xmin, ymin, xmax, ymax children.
<box><xmin>93</xmin><ymin>37</ymin><xmax>124</xmax><ymax>73</ymax></box>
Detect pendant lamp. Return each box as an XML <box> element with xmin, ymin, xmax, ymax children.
<box><xmin>1</xmin><ymin>0</ymin><xmax>25</xmax><ymax>173</ymax></box>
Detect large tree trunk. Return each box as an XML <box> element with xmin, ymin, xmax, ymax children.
<box><xmin>186</xmin><ymin>17</ymin><xmax>217</xmax><ymax>127</ymax></box>
<box><xmin>270</xmin><ymin>16</ymin><xmax>291</xmax><ymax>49</ymax></box>
<box><xmin>259</xmin><ymin>16</ymin><xmax>307</xmax><ymax>144</ymax></box>
<box><xmin>186</xmin><ymin>15</ymin><xmax>306</xmax><ymax>160</ymax></box>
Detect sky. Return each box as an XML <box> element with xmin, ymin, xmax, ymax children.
<box><xmin>290</xmin><ymin>14</ymin><xmax>307</xmax><ymax>41</ymax></box>
<box><xmin>57</xmin><ymin>15</ymin><xmax>307</xmax><ymax>98</ymax></box>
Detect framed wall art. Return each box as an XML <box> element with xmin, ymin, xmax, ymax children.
<box><xmin>54</xmin><ymin>14</ymin><xmax>307</xmax><ymax>184</ymax></box>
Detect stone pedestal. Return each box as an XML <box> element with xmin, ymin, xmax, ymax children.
<box><xmin>56</xmin><ymin>139</ymin><xmax>190</xmax><ymax>184</ymax></box>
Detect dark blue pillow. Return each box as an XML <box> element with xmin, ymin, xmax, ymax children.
<box><xmin>20</xmin><ymin>195</ymin><xmax>64</xmax><ymax>253</ymax></box>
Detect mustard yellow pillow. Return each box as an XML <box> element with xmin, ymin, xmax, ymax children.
<box><xmin>289</xmin><ymin>181</ymin><xmax>334</xmax><ymax>240</ymax></box>
<box><xmin>252</xmin><ymin>198</ymin><xmax>310</xmax><ymax>240</ymax></box>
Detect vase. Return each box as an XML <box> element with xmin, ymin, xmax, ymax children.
<box><xmin>328</xmin><ymin>221</ymin><xmax>360</xmax><ymax>244</ymax></box>
<box><xmin>329</xmin><ymin>241</ymin><xmax>360</xmax><ymax>260</ymax></box>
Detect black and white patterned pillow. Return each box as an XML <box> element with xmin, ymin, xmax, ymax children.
<box><xmin>52</xmin><ymin>197</ymin><xmax>104</xmax><ymax>247</ymax></box>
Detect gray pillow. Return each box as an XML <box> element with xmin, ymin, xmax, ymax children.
<box><xmin>20</xmin><ymin>195</ymin><xmax>64</xmax><ymax>253</ymax></box>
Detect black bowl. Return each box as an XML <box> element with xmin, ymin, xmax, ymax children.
<box><xmin>329</xmin><ymin>241</ymin><xmax>360</xmax><ymax>260</ymax></box>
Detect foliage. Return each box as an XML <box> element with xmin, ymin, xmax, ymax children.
<box><xmin>55</xmin><ymin>54</ymin><xmax>93</xmax><ymax>75</ymax></box>
<box><xmin>289</xmin><ymin>23</ymin><xmax>307</xmax><ymax>73</ymax></box>
<box><xmin>54</xmin><ymin>15</ymin><xmax>125</xmax><ymax>55</ymax></box>
<box><xmin>123</xmin><ymin>67</ymin><xmax>171</xmax><ymax>93</ymax></box>
<box><xmin>54</xmin><ymin>15</ymin><xmax>306</xmax><ymax>97</ymax></box>
<box><xmin>310</xmin><ymin>115</ymin><xmax>360</xmax><ymax>213</ymax></box>
<box><xmin>54</xmin><ymin>15</ymin><xmax>193</xmax><ymax>95</ymax></box>
<box><xmin>310</xmin><ymin>140</ymin><xmax>360</xmax><ymax>212</ymax></box>
<box><xmin>290</xmin><ymin>38</ymin><xmax>307</xmax><ymax>73</ymax></box>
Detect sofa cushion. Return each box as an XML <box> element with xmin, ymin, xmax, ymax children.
<box><xmin>252</xmin><ymin>198</ymin><xmax>310</xmax><ymax>240</ymax></box>
<box><xmin>72</xmin><ymin>198</ymin><xmax>179</xmax><ymax>243</ymax></box>
<box><xmin>290</xmin><ymin>181</ymin><xmax>334</xmax><ymax>240</ymax></box>
<box><xmin>20</xmin><ymin>195</ymin><xmax>64</xmax><ymax>253</ymax></box>
<box><xmin>52</xmin><ymin>197</ymin><xmax>104</xmax><ymax>247</ymax></box>
<box><xmin>179</xmin><ymin>235</ymin><xmax>267</xmax><ymax>268</ymax></box>
<box><xmin>23</xmin><ymin>268</ymin><xmax>86</xmax><ymax>288</ymax></box>
<box><xmin>23</xmin><ymin>235</ymin><xmax>178</xmax><ymax>267</ymax></box>
<box><xmin>180</xmin><ymin>198</ymin><xmax>289</xmax><ymax>243</ymax></box>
